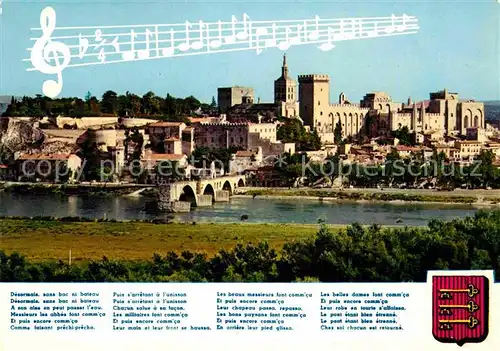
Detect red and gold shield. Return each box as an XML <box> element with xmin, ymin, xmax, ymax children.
<box><xmin>432</xmin><ymin>275</ymin><xmax>489</xmax><ymax>346</ymax></box>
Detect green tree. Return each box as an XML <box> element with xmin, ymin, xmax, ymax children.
<box><xmin>277</xmin><ymin>119</ymin><xmax>321</xmax><ymax>151</ymax></box>
<box><xmin>101</xmin><ymin>90</ymin><xmax>119</xmax><ymax>115</ymax></box>
<box><xmin>474</xmin><ymin>150</ymin><xmax>497</xmax><ymax>188</ymax></box>
<box><xmin>391</xmin><ymin>126</ymin><xmax>415</xmax><ymax>146</ymax></box>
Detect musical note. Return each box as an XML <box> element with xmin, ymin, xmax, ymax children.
<box><xmin>397</xmin><ymin>14</ymin><xmax>410</xmax><ymax>32</ymax></box>
<box><xmin>318</xmin><ymin>27</ymin><xmax>335</xmax><ymax>51</ymax></box>
<box><xmin>264</xmin><ymin>23</ymin><xmax>277</xmax><ymax>47</ymax></box>
<box><xmin>97</xmin><ymin>49</ymin><xmax>106</xmax><ymax>62</ymax></box>
<box><xmin>308</xmin><ymin>15</ymin><xmax>320</xmax><ymax>41</ymax></box>
<box><xmin>290</xmin><ymin>25</ymin><xmax>303</xmax><ymax>45</ymax></box>
<box><xmin>122</xmin><ymin>30</ymin><xmax>137</xmax><ymax>60</ymax></box>
<box><xmin>333</xmin><ymin>20</ymin><xmax>346</xmax><ymax>40</ymax></box>
<box><xmin>224</xmin><ymin>16</ymin><xmax>238</xmax><ymax>44</ymax></box>
<box><xmin>161</xmin><ymin>29</ymin><xmax>175</xmax><ymax>57</ymax></box>
<box><xmin>236</xmin><ymin>14</ymin><xmax>250</xmax><ymax>40</ymax></box>
<box><xmin>95</xmin><ymin>29</ymin><xmax>103</xmax><ymax>42</ymax></box>
<box><xmin>93</xmin><ymin>29</ymin><xmax>106</xmax><ymax>62</ymax></box>
<box><xmin>209</xmin><ymin>21</ymin><xmax>223</xmax><ymax>49</ymax></box>
<box><xmin>109</xmin><ymin>36</ymin><xmax>120</xmax><ymax>52</ymax></box>
<box><xmin>384</xmin><ymin>14</ymin><xmax>397</xmax><ymax>34</ymax></box>
<box><xmin>178</xmin><ymin>21</ymin><xmax>192</xmax><ymax>52</ymax></box>
<box><xmin>254</xmin><ymin>27</ymin><xmax>268</xmax><ymax>55</ymax></box>
<box><xmin>366</xmin><ymin>22</ymin><xmax>379</xmax><ymax>38</ymax></box>
<box><xmin>277</xmin><ymin>27</ymin><xmax>292</xmax><ymax>50</ymax></box>
<box><xmin>78</xmin><ymin>34</ymin><xmax>89</xmax><ymax>59</ymax></box>
<box><xmin>154</xmin><ymin>25</ymin><xmax>160</xmax><ymax>56</ymax></box>
<box><xmin>343</xmin><ymin>19</ymin><xmax>359</xmax><ymax>40</ymax></box>
<box><xmin>138</xmin><ymin>29</ymin><xmax>153</xmax><ymax>59</ymax></box>
<box><xmin>191</xmin><ymin>21</ymin><xmax>205</xmax><ymax>50</ymax></box>
<box><xmin>29</xmin><ymin>7</ymin><xmax>71</xmax><ymax>98</ymax></box>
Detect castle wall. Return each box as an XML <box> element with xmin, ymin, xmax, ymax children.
<box><xmin>460</xmin><ymin>102</ymin><xmax>484</xmax><ymax>135</ymax></box>
<box><xmin>248</xmin><ymin>123</ymin><xmax>277</xmax><ymax>142</ymax></box>
<box><xmin>195</xmin><ymin>123</ymin><xmax>250</xmax><ymax>149</ymax></box>
<box><xmin>391</xmin><ymin>113</ymin><xmax>412</xmax><ymax>130</ymax></box>
<box><xmin>424</xmin><ymin>113</ymin><xmax>444</xmax><ymax>132</ymax></box>
<box><xmin>121</xmin><ymin>118</ymin><xmax>158</xmax><ymax>128</ymax></box>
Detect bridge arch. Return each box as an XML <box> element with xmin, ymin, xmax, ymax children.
<box><xmin>202</xmin><ymin>183</ymin><xmax>215</xmax><ymax>197</ymax></box>
<box><xmin>179</xmin><ymin>185</ymin><xmax>197</xmax><ymax>207</ymax></box>
<box><xmin>237</xmin><ymin>178</ymin><xmax>245</xmax><ymax>187</ymax></box>
<box><xmin>222</xmin><ymin>180</ymin><xmax>233</xmax><ymax>195</ymax></box>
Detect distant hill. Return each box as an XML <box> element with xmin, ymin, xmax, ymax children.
<box><xmin>485</xmin><ymin>101</ymin><xmax>500</xmax><ymax>121</ymax></box>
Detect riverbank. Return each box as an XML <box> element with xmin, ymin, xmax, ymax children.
<box><xmin>0</xmin><ymin>181</ymin><xmax>154</xmax><ymax>196</ymax></box>
<box><xmin>237</xmin><ymin>188</ymin><xmax>500</xmax><ymax>205</ymax></box>
<box><xmin>3</xmin><ymin>181</ymin><xmax>500</xmax><ymax>205</ymax></box>
<box><xmin>0</xmin><ymin>218</ymin><xmax>332</xmax><ymax>262</ymax></box>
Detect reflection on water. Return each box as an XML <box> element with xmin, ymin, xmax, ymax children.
<box><xmin>0</xmin><ymin>192</ymin><xmax>480</xmax><ymax>226</ymax></box>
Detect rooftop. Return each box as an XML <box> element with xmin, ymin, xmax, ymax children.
<box><xmin>456</xmin><ymin>140</ymin><xmax>482</xmax><ymax>145</ymax></box>
<box><xmin>395</xmin><ymin>145</ymin><xmax>421</xmax><ymax>152</ymax></box>
<box><xmin>188</xmin><ymin>117</ymin><xmax>220</xmax><ymax>124</ymax></box>
<box><xmin>235</xmin><ymin>151</ymin><xmax>255</xmax><ymax>157</ymax></box>
<box><xmin>148</xmin><ymin>122</ymin><xmax>185</xmax><ymax>127</ymax></box>
<box><xmin>17</xmin><ymin>153</ymin><xmax>74</xmax><ymax>160</ymax></box>
<box><xmin>144</xmin><ymin>153</ymin><xmax>186</xmax><ymax>161</ymax></box>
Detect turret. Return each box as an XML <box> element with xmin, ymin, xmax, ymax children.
<box><xmin>282</xmin><ymin>54</ymin><xmax>288</xmax><ymax>79</ymax></box>
<box><xmin>412</xmin><ymin>100</ymin><xmax>417</xmax><ymax>131</ymax></box>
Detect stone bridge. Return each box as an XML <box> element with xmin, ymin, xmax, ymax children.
<box><xmin>156</xmin><ymin>175</ymin><xmax>247</xmax><ymax>211</ymax></box>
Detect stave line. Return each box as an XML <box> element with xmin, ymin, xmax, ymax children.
<box><xmin>29</xmin><ymin>14</ymin><xmax>417</xmax><ymax>32</ymax></box>
<box><xmin>28</xmin><ymin>18</ymin><xmax>419</xmax><ymax>42</ymax></box>
<box><xmin>24</xmin><ymin>22</ymin><xmax>420</xmax><ymax>53</ymax></box>
<box><xmin>25</xmin><ymin>30</ymin><xmax>418</xmax><ymax>71</ymax></box>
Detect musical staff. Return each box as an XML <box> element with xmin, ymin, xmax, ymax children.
<box><xmin>26</xmin><ymin>7</ymin><xmax>420</xmax><ymax>98</ymax></box>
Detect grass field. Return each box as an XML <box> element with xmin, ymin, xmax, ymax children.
<box><xmin>0</xmin><ymin>219</ymin><xmax>330</xmax><ymax>262</ymax></box>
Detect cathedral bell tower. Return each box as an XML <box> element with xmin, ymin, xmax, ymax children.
<box><xmin>274</xmin><ymin>54</ymin><xmax>297</xmax><ymax>105</ymax></box>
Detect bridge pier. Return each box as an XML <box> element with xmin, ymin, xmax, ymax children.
<box><xmin>156</xmin><ymin>185</ymin><xmax>174</xmax><ymax>211</ymax></box>
<box><xmin>197</xmin><ymin>194</ymin><xmax>213</xmax><ymax>206</ymax></box>
<box><xmin>155</xmin><ymin>184</ymin><xmax>193</xmax><ymax>212</ymax></box>
<box><xmin>215</xmin><ymin>190</ymin><xmax>230</xmax><ymax>202</ymax></box>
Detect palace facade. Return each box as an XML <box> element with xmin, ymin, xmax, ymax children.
<box><xmin>297</xmin><ymin>75</ymin><xmax>485</xmax><ymax>144</ymax></box>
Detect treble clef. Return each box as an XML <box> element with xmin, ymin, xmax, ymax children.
<box><xmin>30</xmin><ymin>7</ymin><xmax>71</xmax><ymax>98</ymax></box>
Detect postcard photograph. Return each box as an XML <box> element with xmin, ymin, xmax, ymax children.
<box><xmin>0</xmin><ymin>0</ymin><xmax>499</xmax><ymax>285</ymax></box>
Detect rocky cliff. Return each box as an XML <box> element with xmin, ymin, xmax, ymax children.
<box><xmin>0</xmin><ymin>118</ymin><xmax>44</xmax><ymax>153</ymax></box>
<box><xmin>0</xmin><ymin>118</ymin><xmax>77</xmax><ymax>159</ymax></box>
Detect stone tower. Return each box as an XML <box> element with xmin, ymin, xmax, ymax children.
<box><xmin>274</xmin><ymin>54</ymin><xmax>297</xmax><ymax>105</ymax></box>
<box><xmin>412</xmin><ymin>101</ymin><xmax>418</xmax><ymax>132</ymax></box>
<box><xmin>298</xmin><ymin>74</ymin><xmax>330</xmax><ymax>128</ymax></box>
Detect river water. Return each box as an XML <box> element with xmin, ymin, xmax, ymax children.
<box><xmin>0</xmin><ymin>192</ymin><xmax>480</xmax><ymax>226</ymax></box>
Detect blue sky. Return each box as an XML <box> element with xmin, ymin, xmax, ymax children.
<box><xmin>0</xmin><ymin>0</ymin><xmax>499</xmax><ymax>103</ymax></box>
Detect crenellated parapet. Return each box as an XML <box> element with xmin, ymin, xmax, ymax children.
<box><xmin>201</xmin><ymin>122</ymin><xmax>249</xmax><ymax>127</ymax></box>
<box><xmin>426</xmin><ymin>113</ymin><xmax>442</xmax><ymax>118</ymax></box>
<box><xmin>393</xmin><ymin>113</ymin><xmax>412</xmax><ymax>118</ymax></box>
<box><xmin>328</xmin><ymin>103</ymin><xmax>370</xmax><ymax>112</ymax></box>
<box><xmin>298</xmin><ymin>74</ymin><xmax>330</xmax><ymax>82</ymax></box>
